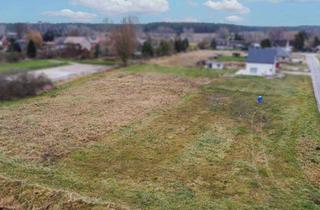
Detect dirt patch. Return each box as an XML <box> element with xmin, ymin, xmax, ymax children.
<box><xmin>0</xmin><ymin>176</ymin><xmax>127</xmax><ymax>210</ymax></box>
<box><xmin>0</xmin><ymin>71</ymin><xmax>204</xmax><ymax>162</ymax></box>
<box><xmin>149</xmin><ymin>50</ymin><xmax>244</xmax><ymax>67</ymax></box>
<box><xmin>297</xmin><ymin>136</ymin><xmax>320</xmax><ymax>187</ymax></box>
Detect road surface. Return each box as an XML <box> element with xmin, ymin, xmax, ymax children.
<box><xmin>306</xmin><ymin>54</ymin><xmax>320</xmax><ymax>112</ymax></box>
<box><xmin>32</xmin><ymin>63</ymin><xmax>112</xmax><ymax>82</ymax></box>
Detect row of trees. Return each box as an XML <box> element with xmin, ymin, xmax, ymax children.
<box><xmin>259</xmin><ymin>31</ymin><xmax>320</xmax><ymax>51</ymax></box>
<box><xmin>5</xmin><ymin>31</ymin><xmax>42</xmax><ymax>61</ymax></box>
<box><xmin>141</xmin><ymin>38</ymin><xmax>189</xmax><ymax>58</ymax></box>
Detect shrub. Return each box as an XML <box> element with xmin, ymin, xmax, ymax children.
<box><xmin>0</xmin><ymin>73</ymin><xmax>53</xmax><ymax>100</ymax></box>
<box><xmin>5</xmin><ymin>52</ymin><xmax>22</xmax><ymax>63</ymax></box>
<box><xmin>232</xmin><ymin>52</ymin><xmax>241</xmax><ymax>57</ymax></box>
<box><xmin>27</xmin><ymin>40</ymin><xmax>37</xmax><ymax>58</ymax></box>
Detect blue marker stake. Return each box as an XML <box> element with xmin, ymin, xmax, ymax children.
<box><xmin>257</xmin><ymin>96</ymin><xmax>263</xmax><ymax>105</ymax></box>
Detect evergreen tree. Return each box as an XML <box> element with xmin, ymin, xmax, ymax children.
<box><xmin>182</xmin><ymin>38</ymin><xmax>189</xmax><ymax>51</ymax></box>
<box><xmin>260</xmin><ymin>39</ymin><xmax>271</xmax><ymax>48</ymax></box>
<box><xmin>94</xmin><ymin>44</ymin><xmax>101</xmax><ymax>58</ymax></box>
<box><xmin>27</xmin><ymin>40</ymin><xmax>37</xmax><ymax>58</ymax></box>
<box><xmin>174</xmin><ymin>38</ymin><xmax>183</xmax><ymax>53</ymax></box>
<box><xmin>313</xmin><ymin>36</ymin><xmax>320</xmax><ymax>48</ymax></box>
<box><xmin>43</xmin><ymin>30</ymin><xmax>55</xmax><ymax>42</ymax></box>
<box><xmin>142</xmin><ymin>40</ymin><xmax>154</xmax><ymax>58</ymax></box>
<box><xmin>7</xmin><ymin>38</ymin><xmax>22</xmax><ymax>53</ymax></box>
<box><xmin>210</xmin><ymin>39</ymin><xmax>217</xmax><ymax>49</ymax></box>
<box><xmin>293</xmin><ymin>31</ymin><xmax>308</xmax><ymax>51</ymax></box>
<box><xmin>157</xmin><ymin>40</ymin><xmax>171</xmax><ymax>56</ymax></box>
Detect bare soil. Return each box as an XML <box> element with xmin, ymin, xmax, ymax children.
<box><xmin>0</xmin><ymin>71</ymin><xmax>204</xmax><ymax>162</ymax></box>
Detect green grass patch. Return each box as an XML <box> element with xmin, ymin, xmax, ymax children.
<box><xmin>77</xmin><ymin>59</ymin><xmax>117</xmax><ymax>66</ymax></box>
<box><xmin>0</xmin><ymin>59</ymin><xmax>69</xmax><ymax>74</ymax></box>
<box><xmin>214</xmin><ymin>55</ymin><xmax>246</xmax><ymax>62</ymax></box>
<box><xmin>125</xmin><ymin>64</ymin><xmax>228</xmax><ymax>78</ymax></box>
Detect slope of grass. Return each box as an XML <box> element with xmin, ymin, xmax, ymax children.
<box><xmin>0</xmin><ymin>59</ymin><xmax>69</xmax><ymax>74</ymax></box>
<box><xmin>214</xmin><ymin>55</ymin><xmax>246</xmax><ymax>62</ymax></box>
<box><xmin>125</xmin><ymin>64</ymin><xmax>231</xmax><ymax>78</ymax></box>
<box><xmin>77</xmin><ymin>59</ymin><xmax>117</xmax><ymax>66</ymax></box>
<box><xmin>0</xmin><ymin>65</ymin><xmax>319</xmax><ymax>209</ymax></box>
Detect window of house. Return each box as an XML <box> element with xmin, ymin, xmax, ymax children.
<box><xmin>250</xmin><ymin>67</ymin><xmax>258</xmax><ymax>74</ymax></box>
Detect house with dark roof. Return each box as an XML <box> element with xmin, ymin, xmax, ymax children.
<box><xmin>274</xmin><ymin>46</ymin><xmax>292</xmax><ymax>62</ymax></box>
<box><xmin>237</xmin><ymin>48</ymin><xmax>278</xmax><ymax>76</ymax></box>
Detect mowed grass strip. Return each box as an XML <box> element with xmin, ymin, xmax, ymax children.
<box><xmin>0</xmin><ymin>59</ymin><xmax>69</xmax><ymax>74</ymax></box>
<box><xmin>0</xmin><ymin>65</ymin><xmax>319</xmax><ymax>209</ymax></box>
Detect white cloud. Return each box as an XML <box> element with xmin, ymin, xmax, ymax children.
<box><xmin>43</xmin><ymin>9</ymin><xmax>97</xmax><ymax>22</ymax></box>
<box><xmin>204</xmin><ymin>0</ymin><xmax>250</xmax><ymax>14</ymax></box>
<box><xmin>225</xmin><ymin>15</ymin><xmax>244</xmax><ymax>23</ymax></box>
<box><xmin>164</xmin><ymin>17</ymin><xmax>199</xmax><ymax>23</ymax></box>
<box><xmin>71</xmin><ymin>0</ymin><xmax>169</xmax><ymax>14</ymax></box>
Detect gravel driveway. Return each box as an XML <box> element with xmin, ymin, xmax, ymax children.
<box><xmin>32</xmin><ymin>63</ymin><xmax>112</xmax><ymax>82</ymax></box>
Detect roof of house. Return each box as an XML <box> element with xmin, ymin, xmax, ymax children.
<box><xmin>274</xmin><ymin>47</ymin><xmax>291</xmax><ymax>58</ymax></box>
<box><xmin>247</xmin><ymin>48</ymin><xmax>277</xmax><ymax>64</ymax></box>
<box><xmin>64</xmin><ymin>36</ymin><xmax>91</xmax><ymax>51</ymax></box>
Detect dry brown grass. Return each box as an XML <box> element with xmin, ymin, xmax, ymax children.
<box><xmin>297</xmin><ymin>137</ymin><xmax>320</xmax><ymax>187</ymax></box>
<box><xmin>0</xmin><ymin>71</ymin><xmax>205</xmax><ymax>162</ymax></box>
<box><xmin>149</xmin><ymin>50</ymin><xmax>244</xmax><ymax>67</ymax></box>
<box><xmin>0</xmin><ymin>176</ymin><xmax>127</xmax><ymax>210</ymax></box>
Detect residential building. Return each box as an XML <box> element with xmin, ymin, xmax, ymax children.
<box><xmin>64</xmin><ymin>36</ymin><xmax>92</xmax><ymax>51</ymax></box>
<box><xmin>237</xmin><ymin>48</ymin><xmax>278</xmax><ymax>76</ymax></box>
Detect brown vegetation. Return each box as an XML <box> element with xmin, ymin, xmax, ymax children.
<box><xmin>149</xmin><ymin>50</ymin><xmax>244</xmax><ymax>67</ymax></box>
<box><xmin>0</xmin><ymin>176</ymin><xmax>127</xmax><ymax>210</ymax></box>
<box><xmin>0</xmin><ymin>71</ymin><xmax>205</xmax><ymax>162</ymax></box>
<box><xmin>26</xmin><ymin>31</ymin><xmax>43</xmax><ymax>48</ymax></box>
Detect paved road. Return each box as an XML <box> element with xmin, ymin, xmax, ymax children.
<box><xmin>306</xmin><ymin>54</ymin><xmax>320</xmax><ymax>112</ymax></box>
<box><xmin>32</xmin><ymin>63</ymin><xmax>112</xmax><ymax>82</ymax></box>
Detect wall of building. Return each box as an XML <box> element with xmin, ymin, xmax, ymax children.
<box><xmin>243</xmin><ymin>63</ymin><xmax>276</xmax><ymax>76</ymax></box>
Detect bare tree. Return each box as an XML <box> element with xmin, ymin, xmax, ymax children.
<box><xmin>268</xmin><ymin>28</ymin><xmax>287</xmax><ymax>43</ymax></box>
<box><xmin>14</xmin><ymin>23</ymin><xmax>29</xmax><ymax>39</ymax></box>
<box><xmin>110</xmin><ymin>17</ymin><xmax>138</xmax><ymax>66</ymax></box>
<box><xmin>26</xmin><ymin>31</ymin><xmax>43</xmax><ymax>48</ymax></box>
<box><xmin>217</xmin><ymin>27</ymin><xmax>230</xmax><ymax>40</ymax></box>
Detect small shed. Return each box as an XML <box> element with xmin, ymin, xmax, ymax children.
<box><xmin>205</xmin><ymin>61</ymin><xmax>224</xmax><ymax>70</ymax></box>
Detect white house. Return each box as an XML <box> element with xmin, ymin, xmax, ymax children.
<box><xmin>237</xmin><ymin>48</ymin><xmax>278</xmax><ymax>76</ymax></box>
<box><xmin>64</xmin><ymin>36</ymin><xmax>92</xmax><ymax>51</ymax></box>
<box><xmin>205</xmin><ymin>61</ymin><xmax>224</xmax><ymax>70</ymax></box>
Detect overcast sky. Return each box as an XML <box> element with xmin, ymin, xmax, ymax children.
<box><xmin>0</xmin><ymin>0</ymin><xmax>320</xmax><ymax>26</ymax></box>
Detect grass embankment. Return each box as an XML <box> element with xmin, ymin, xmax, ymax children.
<box><xmin>58</xmin><ymin>58</ymin><xmax>117</xmax><ymax>66</ymax></box>
<box><xmin>0</xmin><ymin>59</ymin><xmax>69</xmax><ymax>74</ymax></box>
<box><xmin>77</xmin><ymin>59</ymin><xmax>117</xmax><ymax>66</ymax></box>
<box><xmin>0</xmin><ymin>64</ymin><xmax>319</xmax><ymax>209</ymax></box>
<box><xmin>126</xmin><ymin>64</ymin><xmax>233</xmax><ymax>78</ymax></box>
<box><xmin>214</xmin><ymin>55</ymin><xmax>246</xmax><ymax>62</ymax></box>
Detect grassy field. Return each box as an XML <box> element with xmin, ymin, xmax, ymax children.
<box><xmin>0</xmin><ymin>59</ymin><xmax>69</xmax><ymax>74</ymax></box>
<box><xmin>0</xmin><ymin>63</ymin><xmax>319</xmax><ymax>209</ymax></box>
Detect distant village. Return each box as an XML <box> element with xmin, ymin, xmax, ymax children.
<box><xmin>0</xmin><ymin>22</ymin><xmax>319</xmax><ymax>77</ymax></box>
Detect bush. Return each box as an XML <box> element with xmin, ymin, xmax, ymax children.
<box><xmin>5</xmin><ymin>52</ymin><xmax>22</xmax><ymax>63</ymax></box>
<box><xmin>232</xmin><ymin>52</ymin><xmax>241</xmax><ymax>57</ymax></box>
<box><xmin>0</xmin><ymin>73</ymin><xmax>53</xmax><ymax>100</ymax></box>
